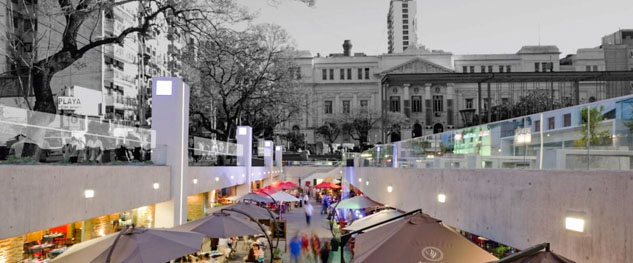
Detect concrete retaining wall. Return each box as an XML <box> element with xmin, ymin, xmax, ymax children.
<box><xmin>350</xmin><ymin>168</ymin><xmax>633</xmax><ymax>263</ymax></box>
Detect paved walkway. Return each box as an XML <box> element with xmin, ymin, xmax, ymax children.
<box><xmin>227</xmin><ymin>197</ymin><xmax>351</xmax><ymax>262</ymax></box>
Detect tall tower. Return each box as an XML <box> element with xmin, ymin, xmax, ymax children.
<box><xmin>387</xmin><ymin>0</ymin><xmax>418</xmax><ymax>54</ymax></box>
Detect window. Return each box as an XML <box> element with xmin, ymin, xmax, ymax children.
<box><xmin>480</xmin><ymin>66</ymin><xmax>486</xmax><ymax>73</ymax></box>
<box><xmin>403</xmin><ymin>8</ymin><xmax>408</xmax><ymax>13</ymax></box>
<box><xmin>412</xmin><ymin>96</ymin><xmax>422</xmax><ymax>113</ymax></box>
<box><xmin>563</xmin><ymin>113</ymin><xmax>571</xmax><ymax>127</ymax></box>
<box><xmin>592</xmin><ymin>65</ymin><xmax>598</xmax><ymax>71</ymax></box>
<box><xmin>322</xmin><ymin>69</ymin><xmax>327</xmax><ymax>80</ymax></box>
<box><xmin>535</xmin><ymin>62</ymin><xmax>540</xmax><ymax>72</ymax></box>
<box><xmin>548</xmin><ymin>117</ymin><xmax>555</xmax><ymax>130</ymax></box>
<box><xmin>499</xmin><ymin>65</ymin><xmax>504</xmax><ymax>73</ymax></box>
<box><xmin>365</xmin><ymin>68</ymin><xmax>370</xmax><ymax>79</ymax></box>
<box><xmin>324</xmin><ymin>101</ymin><xmax>333</xmax><ymax>114</ymax></box>
<box><xmin>463</xmin><ymin>66</ymin><xmax>468</xmax><ymax>73</ymax></box>
<box><xmin>347</xmin><ymin>68</ymin><xmax>352</xmax><ymax>80</ymax></box>
<box><xmin>465</xmin><ymin>98</ymin><xmax>473</xmax><ymax>109</ymax></box>
<box><xmin>469</xmin><ymin>66</ymin><xmax>475</xmax><ymax>73</ymax></box>
<box><xmin>403</xmin><ymin>25</ymin><xmax>408</xmax><ymax>30</ymax></box>
<box><xmin>506</xmin><ymin>65</ymin><xmax>511</xmax><ymax>72</ymax></box>
<box><xmin>433</xmin><ymin>95</ymin><xmax>443</xmax><ymax>112</ymax></box>
<box><xmin>403</xmin><ymin>36</ymin><xmax>409</xmax><ymax>40</ymax></box>
<box><xmin>340</xmin><ymin>69</ymin><xmax>345</xmax><ymax>80</ymax></box>
<box><xmin>542</xmin><ymin>62</ymin><xmax>549</xmax><ymax>72</ymax></box>
<box><xmin>534</xmin><ymin>120</ymin><xmax>541</xmax><ymax>132</ymax></box>
<box><xmin>358</xmin><ymin>68</ymin><xmax>362</xmax><ymax>79</ymax></box>
<box><xmin>342</xmin><ymin>100</ymin><xmax>350</xmax><ymax>114</ymax></box>
<box><xmin>329</xmin><ymin>69</ymin><xmax>334</xmax><ymax>80</ymax></box>
<box><xmin>403</xmin><ymin>31</ymin><xmax>409</xmax><ymax>35</ymax></box>
<box><xmin>502</xmin><ymin>98</ymin><xmax>509</xmax><ymax>105</ymax></box>
<box><xmin>488</xmin><ymin>65</ymin><xmax>493</xmax><ymax>73</ymax></box>
<box><xmin>390</xmin><ymin>96</ymin><xmax>400</xmax><ymax>112</ymax></box>
<box><xmin>403</xmin><ymin>41</ymin><xmax>409</xmax><ymax>46</ymax></box>
<box><xmin>403</xmin><ymin>19</ymin><xmax>408</xmax><ymax>24</ymax></box>
<box><xmin>586</xmin><ymin>65</ymin><xmax>591</xmax><ymax>72</ymax></box>
<box><xmin>360</xmin><ymin>100</ymin><xmax>368</xmax><ymax>108</ymax></box>
<box><xmin>403</xmin><ymin>14</ymin><xmax>408</xmax><ymax>19</ymax></box>
<box><xmin>402</xmin><ymin>3</ymin><xmax>408</xmax><ymax>8</ymax></box>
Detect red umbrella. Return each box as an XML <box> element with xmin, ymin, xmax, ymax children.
<box><xmin>314</xmin><ymin>181</ymin><xmax>341</xmax><ymax>189</ymax></box>
<box><xmin>273</xmin><ymin>180</ymin><xmax>298</xmax><ymax>190</ymax></box>
<box><xmin>255</xmin><ymin>185</ymin><xmax>280</xmax><ymax>196</ymax></box>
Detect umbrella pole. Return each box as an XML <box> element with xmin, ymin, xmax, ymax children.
<box><xmin>258</xmin><ymin>191</ymin><xmax>281</xmax><ymax>249</ymax></box>
<box><xmin>222</xmin><ymin>208</ymin><xmax>275</xmax><ymax>263</ymax></box>
<box><xmin>105</xmin><ymin>225</ymin><xmax>130</xmax><ymax>263</ymax></box>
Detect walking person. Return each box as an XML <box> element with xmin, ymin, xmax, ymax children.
<box><xmin>321</xmin><ymin>194</ymin><xmax>329</xmax><ymax>215</ymax></box>
<box><xmin>289</xmin><ymin>233</ymin><xmax>302</xmax><ymax>263</ymax></box>
<box><xmin>320</xmin><ymin>241</ymin><xmax>331</xmax><ymax>263</ymax></box>
<box><xmin>305</xmin><ymin>201</ymin><xmax>314</xmax><ymax>226</ymax></box>
<box><xmin>301</xmin><ymin>233</ymin><xmax>311</xmax><ymax>262</ymax></box>
<box><xmin>311</xmin><ymin>232</ymin><xmax>321</xmax><ymax>263</ymax></box>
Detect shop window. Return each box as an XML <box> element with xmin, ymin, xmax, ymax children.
<box><xmin>563</xmin><ymin>113</ymin><xmax>571</xmax><ymax>127</ymax></box>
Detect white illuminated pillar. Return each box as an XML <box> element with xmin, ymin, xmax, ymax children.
<box><xmin>263</xmin><ymin>140</ymin><xmax>273</xmax><ymax>184</ymax></box>
<box><xmin>275</xmin><ymin>145</ymin><xmax>283</xmax><ymax>179</ymax></box>
<box><xmin>392</xmin><ymin>142</ymin><xmax>399</xmax><ymax>168</ymax></box>
<box><xmin>236</xmin><ymin>126</ymin><xmax>253</xmax><ymax>195</ymax></box>
<box><xmin>151</xmin><ymin>77</ymin><xmax>189</xmax><ymax>228</ymax></box>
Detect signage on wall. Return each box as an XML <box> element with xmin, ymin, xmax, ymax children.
<box><xmin>57</xmin><ymin>96</ymin><xmax>82</xmax><ymax>110</ymax></box>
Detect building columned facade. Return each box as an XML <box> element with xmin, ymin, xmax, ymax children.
<box><xmin>285</xmin><ymin>30</ymin><xmax>633</xmax><ymax>153</ymax></box>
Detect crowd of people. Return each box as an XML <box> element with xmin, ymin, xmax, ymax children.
<box><xmin>288</xmin><ymin>232</ymin><xmax>331</xmax><ymax>263</ymax></box>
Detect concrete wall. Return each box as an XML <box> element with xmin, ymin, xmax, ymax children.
<box><xmin>283</xmin><ymin>166</ymin><xmax>338</xmax><ymax>182</ymax></box>
<box><xmin>187</xmin><ymin>166</ymin><xmax>281</xmax><ymax>196</ymax></box>
<box><xmin>350</xmin><ymin>167</ymin><xmax>633</xmax><ymax>263</ymax></box>
<box><xmin>0</xmin><ymin>165</ymin><xmax>171</xmax><ymax>239</ymax></box>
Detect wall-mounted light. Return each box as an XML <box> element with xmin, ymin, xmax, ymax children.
<box><xmin>565</xmin><ymin>217</ymin><xmax>585</xmax><ymax>233</ymax></box>
<box><xmin>387</xmin><ymin>185</ymin><xmax>393</xmax><ymax>193</ymax></box>
<box><xmin>215</xmin><ymin>177</ymin><xmax>220</xmax><ymax>182</ymax></box>
<box><xmin>275</xmin><ymin>146</ymin><xmax>282</xmax><ymax>151</ymax></box>
<box><xmin>265</xmin><ymin>141</ymin><xmax>272</xmax><ymax>147</ymax></box>
<box><xmin>238</xmin><ymin>127</ymin><xmax>247</xmax><ymax>135</ymax></box>
<box><xmin>153</xmin><ymin>182</ymin><xmax>160</xmax><ymax>190</ymax></box>
<box><xmin>193</xmin><ymin>179</ymin><xmax>198</xmax><ymax>184</ymax></box>
<box><xmin>365</xmin><ymin>180</ymin><xmax>369</xmax><ymax>186</ymax></box>
<box><xmin>437</xmin><ymin>193</ymin><xmax>447</xmax><ymax>203</ymax></box>
<box><xmin>84</xmin><ymin>189</ymin><xmax>95</xmax><ymax>199</ymax></box>
<box><xmin>358</xmin><ymin>178</ymin><xmax>362</xmax><ymax>183</ymax></box>
<box><xmin>242</xmin><ymin>174</ymin><xmax>245</xmax><ymax>178</ymax></box>
<box><xmin>230</xmin><ymin>175</ymin><xmax>234</xmax><ymax>179</ymax></box>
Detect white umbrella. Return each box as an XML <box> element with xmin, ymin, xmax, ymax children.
<box><xmin>344</xmin><ymin>209</ymin><xmax>403</xmax><ymax>232</ymax></box>
<box><xmin>228</xmin><ymin>193</ymin><xmax>274</xmax><ymax>203</ymax></box>
<box><xmin>269</xmin><ymin>191</ymin><xmax>300</xmax><ymax>202</ymax></box>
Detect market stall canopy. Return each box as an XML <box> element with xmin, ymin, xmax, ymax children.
<box><xmin>272</xmin><ymin>180</ymin><xmax>298</xmax><ymax>190</ymax></box>
<box><xmin>270</xmin><ymin>190</ymin><xmax>301</xmax><ymax>202</ymax></box>
<box><xmin>335</xmin><ymin>196</ymin><xmax>383</xmax><ymax>209</ymax></box>
<box><xmin>496</xmin><ymin>243</ymin><xmax>575</xmax><ymax>263</ymax></box>
<box><xmin>229</xmin><ymin>192</ymin><xmax>274</xmax><ymax>203</ymax></box>
<box><xmin>172</xmin><ymin>212</ymin><xmax>265</xmax><ymax>238</ymax></box>
<box><xmin>314</xmin><ymin>181</ymin><xmax>341</xmax><ymax>189</ymax></box>
<box><xmin>255</xmin><ymin>185</ymin><xmax>281</xmax><ymax>195</ymax></box>
<box><xmin>52</xmin><ymin>227</ymin><xmax>203</xmax><ymax>263</ymax></box>
<box><xmin>354</xmin><ymin>213</ymin><xmax>498</xmax><ymax>263</ymax></box>
<box><xmin>344</xmin><ymin>209</ymin><xmax>403</xmax><ymax>232</ymax></box>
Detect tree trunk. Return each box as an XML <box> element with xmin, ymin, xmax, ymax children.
<box><xmin>22</xmin><ymin>67</ymin><xmax>60</xmax><ymax>160</ymax></box>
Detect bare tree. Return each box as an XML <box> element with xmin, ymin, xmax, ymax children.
<box><xmin>186</xmin><ymin>23</ymin><xmax>304</xmax><ymax>141</ymax></box>
<box><xmin>316</xmin><ymin>121</ymin><xmax>340</xmax><ymax>153</ymax></box>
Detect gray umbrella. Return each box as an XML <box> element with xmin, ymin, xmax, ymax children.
<box><xmin>224</xmin><ymin>202</ymin><xmax>278</xmax><ymax>220</ymax></box>
<box><xmin>172</xmin><ymin>212</ymin><xmax>265</xmax><ymax>238</ymax></box>
<box><xmin>51</xmin><ymin>227</ymin><xmax>203</xmax><ymax>263</ymax></box>
<box><xmin>231</xmin><ymin>192</ymin><xmax>274</xmax><ymax>203</ymax></box>
<box><xmin>335</xmin><ymin>196</ymin><xmax>383</xmax><ymax>209</ymax></box>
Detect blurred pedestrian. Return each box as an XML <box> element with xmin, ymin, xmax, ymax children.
<box><xmin>289</xmin><ymin>232</ymin><xmax>302</xmax><ymax>263</ymax></box>
<box><xmin>305</xmin><ymin>202</ymin><xmax>314</xmax><ymax>225</ymax></box>
<box><xmin>311</xmin><ymin>232</ymin><xmax>321</xmax><ymax>261</ymax></box>
<box><xmin>301</xmin><ymin>233</ymin><xmax>311</xmax><ymax>261</ymax></box>
<box><xmin>320</xmin><ymin>241</ymin><xmax>331</xmax><ymax>263</ymax></box>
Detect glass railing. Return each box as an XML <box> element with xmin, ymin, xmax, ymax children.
<box><xmin>0</xmin><ymin>105</ymin><xmax>162</xmax><ymax>165</ymax></box>
<box><xmin>188</xmin><ymin>136</ymin><xmax>239</xmax><ymax>166</ymax></box>
<box><xmin>360</xmin><ymin>95</ymin><xmax>633</xmax><ymax>171</ymax></box>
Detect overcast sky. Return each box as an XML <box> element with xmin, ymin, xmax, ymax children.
<box><xmin>235</xmin><ymin>0</ymin><xmax>633</xmax><ymax>57</ymax></box>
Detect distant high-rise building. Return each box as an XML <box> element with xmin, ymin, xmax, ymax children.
<box><xmin>387</xmin><ymin>0</ymin><xmax>418</xmax><ymax>54</ymax></box>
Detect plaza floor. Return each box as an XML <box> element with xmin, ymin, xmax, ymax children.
<box><xmin>226</xmin><ymin>197</ymin><xmax>352</xmax><ymax>263</ymax></box>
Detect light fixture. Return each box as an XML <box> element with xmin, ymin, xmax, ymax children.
<box><xmin>238</xmin><ymin>127</ymin><xmax>247</xmax><ymax>135</ymax></box>
<box><xmin>358</xmin><ymin>178</ymin><xmax>362</xmax><ymax>183</ymax></box>
<box><xmin>387</xmin><ymin>185</ymin><xmax>393</xmax><ymax>193</ymax></box>
<box><xmin>231</xmin><ymin>175</ymin><xmax>234</xmax><ymax>179</ymax></box>
<box><xmin>339</xmin><ymin>170</ymin><xmax>342</xmax><ymax>174</ymax></box>
<box><xmin>565</xmin><ymin>217</ymin><xmax>585</xmax><ymax>233</ymax></box>
<box><xmin>193</xmin><ymin>179</ymin><xmax>198</xmax><ymax>184</ymax></box>
<box><xmin>153</xmin><ymin>182</ymin><xmax>160</xmax><ymax>190</ymax></box>
<box><xmin>215</xmin><ymin>177</ymin><xmax>220</xmax><ymax>182</ymax></box>
<box><xmin>275</xmin><ymin>146</ymin><xmax>282</xmax><ymax>151</ymax></box>
<box><xmin>437</xmin><ymin>193</ymin><xmax>446</xmax><ymax>203</ymax></box>
<box><xmin>84</xmin><ymin>189</ymin><xmax>95</xmax><ymax>199</ymax></box>
<box><xmin>242</xmin><ymin>174</ymin><xmax>245</xmax><ymax>178</ymax></box>
<box><xmin>265</xmin><ymin>141</ymin><xmax>272</xmax><ymax>147</ymax></box>
<box><xmin>365</xmin><ymin>180</ymin><xmax>369</xmax><ymax>186</ymax></box>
